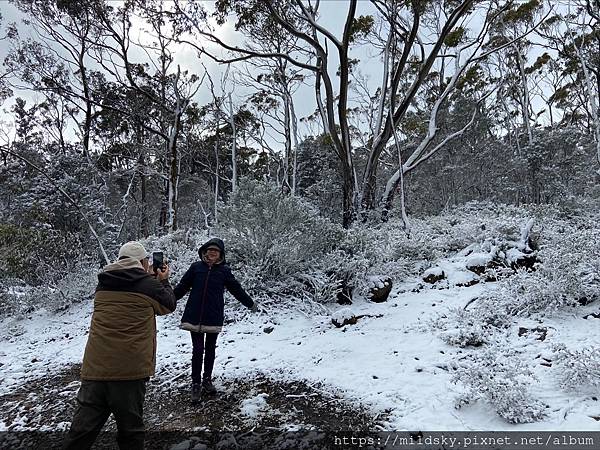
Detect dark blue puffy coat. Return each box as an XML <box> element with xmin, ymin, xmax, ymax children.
<box><xmin>175</xmin><ymin>238</ymin><xmax>253</xmax><ymax>327</ymax></box>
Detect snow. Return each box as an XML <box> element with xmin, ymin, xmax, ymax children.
<box><xmin>330</xmin><ymin>307</ymin><xmax>355</xmax><ymax>325</ymax></box>
<box><xmin>239</xmin><ymin>393</ymin><xmax>269</xmax><ymax>419</ymax></box>
<box><xmin>465</xmin><ymin>252</ymin><xmax>493</xmax><ymax>268</ymax></box>
<box><xmin>423</xmin><ymin>267</ymin><xmax>443</xmax><ymax>278</ymax></box>
<box><xmin>0</xmin><ymin>303</ymin><xmax>93</xmax><ymax>395</ymax></box>
<box><xmin>367</xmin><ymin>275</ymin><xmax>390</xmax><ymax>289</ymax></box>
<box><xmin>506</xmin><ymin>247</ymin><xmax>526</xmax><ymax>264</ymax></box>
<box><xmin>1</xmin><ymin>273</ymin><xmax>598</xmax><ymax>431</ymax></box>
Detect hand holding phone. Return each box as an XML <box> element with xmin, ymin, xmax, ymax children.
<box><xmin>152</xmin><ymin>252</ymin><xmax>165</xmax><ymax>273</ymax></box>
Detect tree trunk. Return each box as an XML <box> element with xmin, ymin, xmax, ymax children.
<box><xmin>513</xmin><ymin>42</ymin><xmax>533</xmax><ymax>146</ymax></box>
<box><xmin>341</xmin><ymin>163</ymin><xmax>355</xmax><ymax>229</ymax></box>
<box><xmin>214</xmin><ymin>117</ymin><xmax>220</xmax><ymax>225</ymax></box>
<box><xmin>283</xmin><ymin>88</ymin><xmax>292</xmax><ymax>194</ymax></box>
<box><xmin>166</xmin><ymin>112</ymin><xmax>181</xmax><ymax>233</ymax></box>
<box><xmin>140</xmin><ymin>158</ymin><xmax>149</xmax><ymax>237</ymax></box>
<box><xmin>228</xmin><ymin>93</ymin><xmax>238</xmax><ymax>193</ymax></box>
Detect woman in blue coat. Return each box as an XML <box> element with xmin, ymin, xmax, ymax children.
<box><xmin>174</xmin><ymin>238</ymin><xmax>256</xmax><ymax>403</ymax></box>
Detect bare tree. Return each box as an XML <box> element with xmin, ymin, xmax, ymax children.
<box><xmin>90</xmin><ymin>1</ymin><xmax>202</xmax><ymax>232</ymax></box>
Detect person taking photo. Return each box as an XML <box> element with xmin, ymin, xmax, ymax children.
<box><xmin>63</xmin><ymin>241</ymin><xmax>176</xmax><ymax>450</ymax></box>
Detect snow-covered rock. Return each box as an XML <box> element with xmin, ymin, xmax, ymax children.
<box><xmin>423</xmin><ymin>267</ymin><xmax>445</xmax><ymax>284</ymax></box>
<box><xmin>367</xmin><ymin>275</ymin><xmax>393</xmax><ymax>303</ymax></box>
<box><xmin>331</xmin><ymin>308</ymin><xmax>357</xmax><ymax>328</ymax></box>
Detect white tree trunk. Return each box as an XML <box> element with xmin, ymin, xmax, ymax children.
<box><xmin>567</xmin><ymin>15</ymin><xmax>600</xmax><ymax>168</ymax></box>
<box><xmin>166</xmin><ymin>103</ymin><xmax>181</xmax><ymax>233</ymax></box>
<box><xmin>512</xmin><ymin>42</ymin><xmax>533</xmax><ymax>146</ymax></box>
<box><xmin>287</xmin><ymin>89</ymin><xmax>300</xmax><ymax>195</ymax></box>
<box><xmin>228</xmin><ymin>93</ymin><xmax>238</xmax><ymax>193</ymax></box>
<box><xmin>214</xmin><ymin>117</ymin><xmax>220</xmax><ymax>224</ymax></box>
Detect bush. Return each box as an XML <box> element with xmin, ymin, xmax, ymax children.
<box><xmin>0</xmin><ymin>260</ymin><xmax>97</xmax><ymax>316</ymax></box>
<box><xmin>431</xmin><ymin>306</ymin><xmax>510</xmax><ymax>348</ymax></box>
<box><xmin>216</xmin><ymin>178</ymin><xmax>345</xmax><ymax>279</ymax></box>
<box><xmin>213</xmin><ymin>179</ymin><xmax>354</xmax><ymax>307</ymax></box>
<box><xmin>453</xmin><ymin>347</ymin><xmax>546</xmax><ymax>423</ymax></box>
<box><xmin>553</xmin><ymin>344</ymin><xmax>600</xmax><ymax>392</ymax></box>
<box><xmin>475</xmin><ymin>224</ymin><xmax>600</xmax><ymax>317</ymax></box>
<box><xmin>0</xmin><ymin>224</ymin><xmax>86</xmax><ymax>285</ymax></box>
<box><xmin>140</xmin><ymin>230</ymin><xmax>203</xmax><ymax>282</ymax></box>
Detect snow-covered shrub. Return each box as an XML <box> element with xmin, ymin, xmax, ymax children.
<box><xmin>388</xmin><ymin>202</ymin><xmax>547</xmax><ymax>267</ymax></box>
<box><xmin>475</xmin><ymin>224</ymin><xmax>600</xmax><ymax>317</ymax></box>
<box><xmin>553</xmin><ymin>344</ymin><xmax>600</xmax><ymax>392</ymax></box>
<box><xmin>431</xmin><ymin>306</ymin><xmax>510</xmax><ymax>348</ymax></box>
<box><xmin>216</xmin><ymin>179</ymin><xmax>345</xmax><ymax>278</ymax></box>
<box><xmin>0</xmin><ymin>224</ymin><xmax>86</xmax><ymax>286</ymax></box>
<box><xmin>1</xmin><ymin>260</ymin><xmax>97</xmax><ymax>316</ymax></box>
<box><xmin>213</xmin><ymin>179</ymin><xmax>357</xmax><ymax>306</ymax></box>
<box><xmin>453</xmin><ymin>347</ymin><xmax>546</xmax><ymax>423</ymax></box>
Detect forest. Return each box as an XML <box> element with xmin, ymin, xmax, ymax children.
<box><xmin>0</xmin><ymin>0</ymin><xmax>599</xmax><ymax>447</ymax></box>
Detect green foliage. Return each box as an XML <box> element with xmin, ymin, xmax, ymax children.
<box><xmin>444</xmin><ymin>26</ymin><xmax>466</xmax><ymax>47</ymax></box>
<box><xmin>297</xmin><ymin>135</ymin><xmax>343</xmax><ymax>221</ymax></box>
<box><xmin>525</xmin><ymin>52</ymin><xmax>551</xmax><ymax>74</ymax></box>
<box><xmin>456</xmin><ymin>64</ymin><xmax>485</xmax><ymax>94</ymax></box>
<box><xmin>349</xmin><ymin>15</ymin><xmax>374</xmax><ymax>43</ymax></box>
<box><xmin>503</xmin><ymin>0</ymin><xmax>542</xmax><ymax>24</ymax></box>
<box><xmin>0</xmin><ymin>224</ymin><xmax>85</xmax><ymax>285</ymax></box>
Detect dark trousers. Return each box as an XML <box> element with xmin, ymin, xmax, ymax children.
<box><xmin>191</xmin><ymin>332</ymin><xmax>219</xmax><ymax>384</ymax></box>
<box><xmin>63</xmin><ymin>379</ymin><xmax>146</xmax><ymax>450</ymax></box>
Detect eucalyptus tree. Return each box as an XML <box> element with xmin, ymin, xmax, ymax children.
<box><xmin>0</xmin><ymin>12</ymin><xmax>16</xmax><ymax>105</ymax></box>
<box><xmin>6</xmin><ymin>0</ymin><xmax>104</xmax><ymax>158</ymax></box>
<box><xmin>170</xmin><ymin>0</ymin><xmax>536</xmax><ymax>227</ymax></box>
<box><xmin>88</xmin><ymin>0</ymin><xmax>203</xmax><ymax>232</ymax></box>
<box><xmin>562</xmin><ymin>0</ymin><xmax>599</xmax><ymax>167</ymax></box>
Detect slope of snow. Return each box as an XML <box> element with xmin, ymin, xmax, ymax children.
<box><xmin>1</xmin><ymin>277</ymin><xmax>598</xmax><ymax>431</ymax></box>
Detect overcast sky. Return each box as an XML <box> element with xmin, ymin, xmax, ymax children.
<box><xmin>0</xmin><ymin>1</ymin><xmax>580</xmax><ymax>150</ymax></box>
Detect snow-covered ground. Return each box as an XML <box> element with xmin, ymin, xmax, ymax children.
<box><xmin>1</xmin><ymin>272</ymin><xmax>598</xmax><ymax>432</ymax></box>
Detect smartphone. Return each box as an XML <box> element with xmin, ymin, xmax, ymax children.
<box><xmin>152</xmin><ymin>252</ymin><xmax>164</xmax><ymax>272</ymax></box>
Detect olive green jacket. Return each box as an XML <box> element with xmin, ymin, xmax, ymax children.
<box><xmin>80</xmin><ymin>258</ymin><xmax>176</xmax><ymax>381</ymax></box>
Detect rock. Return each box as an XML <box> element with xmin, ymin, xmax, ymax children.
<box><xmin>192</xmin><ymin>444</ymin><xmax>207</xmax><ymax>450</ymax></box>
<box><xmin>579</xmin><ymin>297</ymin><xmax>595</xmax><ymax>306</ymax></box>
<box><xmin>456</xmin><ymin>278</ymin><xmax>480</xmax><ymax>287</ymax></box>
<box><xmin>170</xmin><ymin>440</ymin><xmax>192</xmax><ymax>450</ymax></box>
<box><xmin>506</xmin><ymin>248</ymin><xmax>538</xmax><ymax>270</ymax></box>
<box><xmin>518</xmin><ymin>327</ymin><xmax>548</xmax><ymax>341</ymax></box>
<box><xmin>368</xmin><ymin>276</ymin><xmax>393</xmax><ymax>303</ymax></box>
<box><xmin>215</xmin><ymin>434</ymin><xmax>238</xmax><ymax>450</ymax></box>
<box><xmin>465</xmin><ymin>252</ymin><xmax>494</xmax><ymax>275</ymax></box>
<box><xmin>331</xmin><ymin>308</ymin><xmax>357</xmax><ymax>328</ymax></box>
<box><xmin>423</xmin><ymin>267</ymin><xmax>445</xmax><ymax>284</ymax></box>
<box><xmin>263</xmin><ymin>326</ymin><xmax>275</xmax><ymax>334</ymax></box>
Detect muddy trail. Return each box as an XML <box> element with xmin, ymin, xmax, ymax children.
<box><xmin>0</xmin><ymin>363</ymin><xmax>386</xmax><ymax>449</ymax></box>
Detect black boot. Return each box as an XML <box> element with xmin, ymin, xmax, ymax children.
<box><xmin>191</xmin><ymin>383</ymin><xmax>201</xmax><ymax>404</ymax></box>
<box><xmin>201</xmin><ymin>379</ymin><xmax>217</xmax><ymax>396</ymax></box>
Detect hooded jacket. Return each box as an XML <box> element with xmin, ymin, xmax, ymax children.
<box><xmin>175</xmin><ymin>238</ymin><xmax>253</xmax><ymax>329</ymax></box>
<box><xmin>80</xmin><ymin>258</ymin><xmax>176</xmax><ymax>381</ymax></box>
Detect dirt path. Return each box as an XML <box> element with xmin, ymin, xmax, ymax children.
<box><xmin>0</xmin><ymin>363</ymin><xmax>385</xmax><ymax>449</ymax></box>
